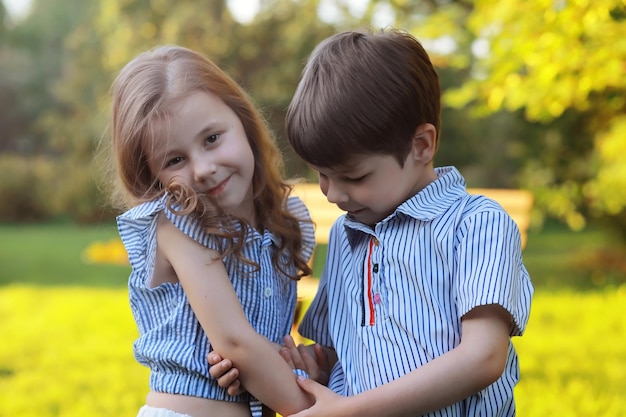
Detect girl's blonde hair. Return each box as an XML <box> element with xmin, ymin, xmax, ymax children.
<box><xmin>109</xmin><ymin>45</ymin><xmax>311</xmax><ymax>279</ymax></box>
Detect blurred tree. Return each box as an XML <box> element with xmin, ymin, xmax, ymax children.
<box><xmin>36</xmin><ymin>0</ymin><xmax>338</xmax><ymax>219</ymax></box>
<box><xmin>415</xmin><ymin>0</ymin><xmax>626</xmax><ymax>232</ymax></box>
<box><xmin>0</xmin><ymin>0</ymin><xmax>90</xmax><ymax>154</ymax></box>
<box><xmin>0</xmin><ymin>1</ymin><xmax>5</xmax><ymax>30</ymax></box>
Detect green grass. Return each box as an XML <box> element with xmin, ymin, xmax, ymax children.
<box><xmin>521</xmin><ymin>220</ymin><xmax>624</xmax><ymax>290</ymax></box>
<box><xmin>0</xmin><ymin>221</ymin><xmax>624</xmax><ymax>416</ymax></box>
<box><xmin>1</xmin><ymin>220</ymin><xmax>623</xmax><ymax>290</ymax></box>
<box><xmin>0</xmin><ymin>222</ymin><xmax>130</xmax><ymax>287</ymax></box>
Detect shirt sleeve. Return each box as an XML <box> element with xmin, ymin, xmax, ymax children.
<box><xmin>454</xmin><ymin>206</ymin><xmax>533</xmax><ymax>336</ymax></box>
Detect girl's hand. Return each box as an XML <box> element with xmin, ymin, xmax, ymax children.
<box><xmin>207</xmin><ymin>351</ymin><xmax>245</xmax><ymax>396</ymax></box>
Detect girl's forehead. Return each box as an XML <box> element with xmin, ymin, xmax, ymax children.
<box><xmin>144</xmin><ymin>118</ymin><xmax>172</xmax><ymax>161</ymax></box>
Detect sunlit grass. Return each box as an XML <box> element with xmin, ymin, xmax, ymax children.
<box><xmin>1</xmin><ymin>222</ymin><xmax>624</xmax><ymax>415</ymax></box>
<box><xmin>0</xmin><ymin>285</ymin><xmax>624</xmax><ymax>416</ymax></box>
<box><xmin>513</xmin><ymin>287</ymin><xmax>626</xmax><ymax>416</ymax></box>
<box><xmin>0</xmin><ymin>285</ymin><xmax>148</xmax><ymax>416</ymax></box>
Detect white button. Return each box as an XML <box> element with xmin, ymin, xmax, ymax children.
<box><xmin>264</xmin><ymin>287</ymin><xmax>273</xmax><ymax>298</ymax></box>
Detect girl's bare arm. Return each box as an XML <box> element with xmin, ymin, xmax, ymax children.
<box><xmin>157</xmin><ymin>215</ymin><xmax>312</xmax><ymax>415</ymax></box>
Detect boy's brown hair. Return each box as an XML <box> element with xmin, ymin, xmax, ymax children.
<box><xmin>286</xmin><ymin>28</ymin><xmax>441</xmax><ymax>168</ymax></box>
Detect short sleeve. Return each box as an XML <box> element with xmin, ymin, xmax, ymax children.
<box><xmin>455</xmin><ymin>205</ymin><xmax>533</xmax><ymax>336</ymax></box>
<box><xmin>116</xmin><ymin>198</ymin><xmax>164</xmax><ymax>278</ymax></box>
<box><xmin>287</xmin><ymin>195</ymin><xmax>315</xmax><ymax>264</ymax></box>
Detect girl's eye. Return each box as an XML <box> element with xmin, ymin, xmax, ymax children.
<box><xmin>165</xmin><ymin>156</ymin><xmax>183</xmax><ymax>167</ymax></box>
<box><xmin>205</xmin><ymin>134</ymin><xmax>220</xmax><ymax>145</ymax></box>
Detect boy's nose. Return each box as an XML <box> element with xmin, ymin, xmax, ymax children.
<box><xmin>325</xmin><ymin>181</ymin><xmax>348</xmax><ymax>205</ymax></box>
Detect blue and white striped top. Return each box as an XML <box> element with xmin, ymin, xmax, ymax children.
<box><xmin>299</xmin><ymin>166</ymin><xmax>533</xmax><ymax>416</ymax></box>
<box><xmin>117</xmin><ymin>194</ymin><xmax>314</xmax><ymax>407</ymax></box>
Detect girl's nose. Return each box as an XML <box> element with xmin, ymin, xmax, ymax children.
<box><xmin>192</xmin><ymin>157</ymin><xmax>217</xmax><ymax>182</ymax></box>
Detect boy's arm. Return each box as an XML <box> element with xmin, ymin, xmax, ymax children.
<box><xmin>157</xmin><ymin>215</ymin><xmax>312</xmax><ymax>415</ymax></box>
<box><xmin>290</xmin><ymin>304</ymin><xmax>511</xmax><ymax>417</ymax></box>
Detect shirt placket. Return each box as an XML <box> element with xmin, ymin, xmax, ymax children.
<box><xmin>361</xmin><ymin>236</ymin><xmax>381</xmax><ymax>326</ymax></box>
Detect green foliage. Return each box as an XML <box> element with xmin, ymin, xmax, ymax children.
<box><xmin>0</xmin><ymin>155</ymin><xmax>117</xmax><ymax>223</ymax></box>
<box><xmin>53</xmin><ymin>160</ymin><xmax>119</xmax><ymax>224</ymax></box>
<box><xmin>2</xmin><ymin>0</ymin><xmax>626</xmax><ymax>238</ymax></box>
<box><xmin>416</xmin><ymin>0</ymin><xmax>626</xmax><ymax>231</ymax></box>
<box><xmin>0</xmin><ymin>155</ymin><xmax>57</xmax><ymax>222</ymax></box>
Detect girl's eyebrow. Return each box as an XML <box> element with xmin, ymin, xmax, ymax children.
<box><xmin>194</xmin><ymin>120</ymin><xmax>219</xmax><ymax>139</ymax></box>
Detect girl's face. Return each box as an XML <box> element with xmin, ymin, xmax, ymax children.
<box><xmin>148</xmin><ymin>90</ymin><xmax>256</xmax><ymax>224</ymax></box>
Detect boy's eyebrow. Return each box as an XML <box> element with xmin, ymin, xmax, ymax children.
<box><xmin>335</xmin><ymin>161</ymin><xmax>367</xmax><ymax>173</ymax></box>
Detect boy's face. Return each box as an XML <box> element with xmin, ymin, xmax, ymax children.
<box><xmin>310</xmin><ymin>149</ymin><xmax>437</xmax><ymax>226</ymax></box>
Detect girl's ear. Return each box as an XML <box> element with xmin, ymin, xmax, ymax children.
<box><xmin>411</xmin><ymin>123</ymin><xmax>437</xmax><ymax>163</ymax></box>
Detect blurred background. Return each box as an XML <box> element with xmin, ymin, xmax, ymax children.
<box><xmin>0</xmin><ymin>0</ymin><xmax>625</xmax><ymax>416</ymax></box>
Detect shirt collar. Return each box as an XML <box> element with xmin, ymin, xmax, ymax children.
<box><xmin>342</xmin><ymin>166</ymin><xmax>467</xmax><ymax>245</ymax></box>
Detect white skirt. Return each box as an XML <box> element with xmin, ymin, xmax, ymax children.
<box><xmin>137</xmin><ymin>405</ymin><xmax>194</xmax><ymax>417</ymax></box>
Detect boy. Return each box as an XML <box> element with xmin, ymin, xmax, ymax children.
<box><xmin>210</xmin><ymin>28</ymin><xmax>533</xmax><ymax>417</ymax></box>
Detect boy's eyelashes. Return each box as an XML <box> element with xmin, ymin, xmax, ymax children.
<box><xmin>317</xmin><ymin>171</ymin><xmax>368</xmax><ymax>183</ymax></box>
<box><xmin>344</xmin><ymin>175</ymin><xmax>367</xmax><ymax>182</ymax></box>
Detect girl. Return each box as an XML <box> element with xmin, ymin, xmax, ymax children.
<box><xmin>108</xmin><ymin>45</ymin><xmax>314</xmax><ymax>417</ymax></box>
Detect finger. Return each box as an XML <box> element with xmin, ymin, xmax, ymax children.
<box><xmin>207</xmin><ymin>351</ymin><xmax>224</xmax><ymax>365</ymax></box>
<box><xmin>227</xmin><ymin>379</ymin><xmax>243</xmax><ymax>396</ymax></box>
<box><xmin>313</xmin><ymin>344</ymin><xmax>329</xmax><ymax>370</ymax></box>
<box><xmin>284</xmin><ymin>336</ymin><xmax>307</xmax><ymax>370</ymax></box>
<box><xmin>295</xmin><ymin>374</ymin><xmax>322</xmax><ymax>395</ymax></box>
<box><xmin>279</xmin><ymin>346</ymin><xmax>295</xmax><ymax>368</ymax></box>
<box><xmin>299</xmin><ymin>345</ymin><xmax>321</xmax><ymax>379</ymax></box>
<box><xmin>208</xmin><ymin>358</ymin><xmax>233</xmax><ymax>378</ymax></box>
<box><xmin>217</xmin><ymin>368</ymin><xmax>240</xmax><ymax>389</ymax></box>
<box><xmin>283</xmin><ymin>335</ymin><xmax>298</xmax><ymax>350</ymax></box>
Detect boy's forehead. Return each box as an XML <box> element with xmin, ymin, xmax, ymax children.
<box><xmin>309</xmin><ymin>154</ymin><xmax>371</xmax><ymax>174</ymax></box>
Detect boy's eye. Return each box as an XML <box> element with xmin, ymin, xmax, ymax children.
<box><xmin>345</xmin><ymin>175</ymin><xmax>367</xmax><ymax>182</ymax></box>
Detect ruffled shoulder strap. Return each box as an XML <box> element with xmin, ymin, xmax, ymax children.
<box><xmin>287</xmin><ymin>195</ymin><xmax>315</xmax><ymax>263</ymax></box>
<box><xmin>116</xmin><ymin>198</ymin><xmax>165</xmax><ymax>271</ymax></box>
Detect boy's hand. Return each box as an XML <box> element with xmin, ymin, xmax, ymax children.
<box><xmin>288</xmin><ymin>377</ymin><xmax>346</xmax><ymax>417</ymax></box>
<box><xmin>207</xmin><ymin>351</ymin><xmax>245</xmax><ymax>396</ymax></box>
<box><xmin>280</xmin><ymin>335</ymin><xmax>335</xmax><ymax>386</ymax></box>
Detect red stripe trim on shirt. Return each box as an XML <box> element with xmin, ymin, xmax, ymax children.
<box><xmin>366</xmin><ymin>238</ymin><xmax>375</xmax><ymax>326</ymax></box>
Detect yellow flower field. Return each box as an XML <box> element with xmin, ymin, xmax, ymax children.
<box><xmin>0</xmin><ymin>285</ymin><xmax>624</xmax><ymax>416</ymax></box>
